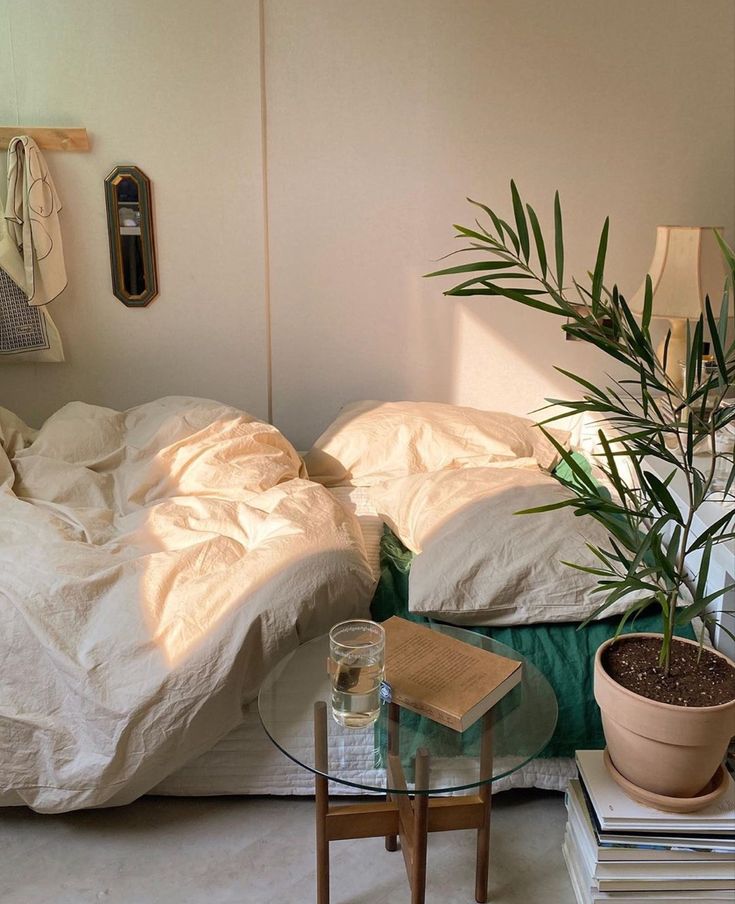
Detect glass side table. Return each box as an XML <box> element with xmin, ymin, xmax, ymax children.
<box><xmin>258</xmin><ymin>623</ymin><xmax>557</xmax><ymax>904</ymax></box>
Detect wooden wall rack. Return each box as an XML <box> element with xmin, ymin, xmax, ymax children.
<box><xmin>0</xmin><ymin>127</ymin><xmax>90</xmax><ymax>152</ymax></box>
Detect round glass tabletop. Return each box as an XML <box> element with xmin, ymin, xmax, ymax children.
<box><xmin>258</xmin><ymin>622</ymin><xmax>558</xmax><ymax>795</ymax></box>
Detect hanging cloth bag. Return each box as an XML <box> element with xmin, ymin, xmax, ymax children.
<box><xmin>0</xmin><ymin>135</ymin><xmax>65</xmax><ymax>362</ymax></box>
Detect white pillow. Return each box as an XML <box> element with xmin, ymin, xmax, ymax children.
<box><xmin>370</xmin><ymin>466</ymin><xmax>635</xmax><ymax>625</ymax></box>
<box><xmin>304</xmin><ymin>400</ymin><xmax>566</xmax><ymax>487</ymax></box>
<box><xmin>21</xmin><ymin>401</ymin><xmax>125</xmax><ymax>467</ymax></box>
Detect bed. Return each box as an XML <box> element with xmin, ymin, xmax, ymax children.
<box><xmin>151</xmin><ymin>401</ymin><xmax>585</xmax><ymax>797</ymax></box>
<box><xmin>0</xmin><ymin>398</ymin><xmax>375</xmax><ymax>812</ymax></box>
<box><xmin>0</xmin><ymin>397</ymin><xmax>696</xmax><ymax>809</ymax></box>
<box><xmin>159</xmin><ymin>398</ymin><xmax>695</xmax><ymax>801</ymax></box>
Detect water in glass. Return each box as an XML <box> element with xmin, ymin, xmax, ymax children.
<box><xmin>329</xmin><ymin>620</ymin><xmax>385</xmax><ymax>728</ymax></box>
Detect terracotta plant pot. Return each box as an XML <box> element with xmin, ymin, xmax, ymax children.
<box><xmin>594</xmin><ymin>633</ymin><xmax>735</xmax><ymax>799</ymax></box>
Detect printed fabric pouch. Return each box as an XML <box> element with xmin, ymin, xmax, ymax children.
<box><xmin>0</xmin><ymin>203</ymin><xmax>64</xmax><ymax>363</ymax></box>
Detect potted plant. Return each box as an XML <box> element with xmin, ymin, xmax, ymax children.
<box><xmin>427</xmin><ymin>183</ymin><xmax>735</xmax><ymax>807</ymax></box>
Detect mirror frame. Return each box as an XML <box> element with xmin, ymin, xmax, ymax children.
<box><xmin>104</xmin><ymin>165</ymin><xmax>158</xmax><ymax>307</ymax></box>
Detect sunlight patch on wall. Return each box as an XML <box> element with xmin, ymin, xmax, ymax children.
<box><xmin>449</xmin><ymin>301</ymin><xmax>569</xmax><ymax>415</ymax></box>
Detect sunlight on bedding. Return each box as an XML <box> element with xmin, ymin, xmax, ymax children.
<box><xmin>137</xmin><ymin>485</ymin><xmax>318</xmax><ymax>667</ymax></box>
<box><xmin>0</xmin><ymin>398</ymin><xmax>374</xmax><ymax>811</ymax></box>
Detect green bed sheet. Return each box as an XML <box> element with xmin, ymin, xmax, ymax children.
<box><xmin>370</xmin><ymin>528</ymin><xmax>694</xmax><ymax>759</ymax></box>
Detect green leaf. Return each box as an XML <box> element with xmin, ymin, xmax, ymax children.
<box><xmin>554</xmin><ymin>190</ymin><xmax>564</xmax><ymax>290</ymax></box>
<box><xmin>665</xmin><ymin>524</ymin><xmax>682</xmax><ymax>575</ymax></box>
<box><xmin>713</xmin><ymin>228</ymin><xmax>735</xmax><ymax>274</ymax></box>
<box><xmin>643</xmin><ymin>470</ymin><xmax>683</xmax><ymax>524</ymax></box>
<box><xmin>471</xmin><ymin>218</ymin><xmax>494</xmax><ymax>241</ymax></box>
<box><xmin>510</xmin><ymin>180</ymin><xmax>530</xmax><ymax>262</ymax></box>
<box><xmin>626</xmin><ymin>514</ymin><xmax>669</xmax><ymax>574</ymax></box>
<box><xmin>704</xmin><ymin>295</ymin><xmax>728</xmax><ymax>384</ymax></box>
<box><xmin>597</xmin><ymin>430</ymin><xmax>628</xmax><ymax>503</ymax></box>
<box><xmin>676</xmin><ymin>583</ymin><xmax>735</xmax><ymax>625</ymax></box>
<box><xmin>660</xmin><ymin>328</ymin><xmax>672</xmax><ymax>373</ymax></box>
<box><xmin>552</xmin><ymin>366</ymin><xmax>607</xmax><ymax>399</ymax></box>
<box><xmin>585</xmin><ymin>543</ymin><xmax>618</xmax><ymax>571</ymax></box>
<box><xmin>515</xmin><ymin>498</ymin><xmax>578</xmax><ymax>515</ymax></box>
<box><xmin>526</xmin><ymin>203</ymin><xmax>547</xmax><ymax>277</ymax></box>
<box><xmin>578</xmin><ymin>599</ymin><xmax>621</xmax><ymax>627</ymax></box>
<box><xmin>687</xmin><ymin>508</ymin><xmax>735</xmax><ymax>553</ymax></box>
<box><xmin>453</xmin><ymin>225</ymin><xmax>497</xmax><ymax>246</ymax></box>
<box><xmin>442</xmin><ymin>273</ymin><xmax>541</xmax><ymax>293</ymax></box>
<box><xmin>560</xmin><ymin>560</ymin><xmax>613</xmax><ymax>577</ymax></box>
<box><xmin>591</xmin><ymin>218</ymin><xmax>609</xmax><ymax>304</ymax></box>
<box><xmin>457</xmin><ymin>282</ymin><xmax>567</xmax><ymax>316</ymax></box>
<box><xmin>695</xmin><ymin>541</ymin><xmax>712</xmax><ymax>604</ymax></box>
<box><xmin>702</xmin><ymin>612</ymin><xmax>735</xmax><ymax>645</ymax></box>
<box><xmin>619</xmin><ymin>296</ymin><xmax>656</xmax><ymax>368</ymax></box>
<box><xmin>641</xmin><ymin>275</ymin><xmax>653</xmax><ymax>333</ymax></box>
<box><xmin>685</xmin><ymin>413</ymin><xmax>694</xmax><ymax>467</ymax></box>
<box><xmin>700</xmin><ymin>583</ymin><xmax>735</xmax><ymax>605</ymax></box>
<box><xmin>710</xmin><ymin>530</ymin><xmax>735</xmax><ymax>546</ymax></box>
<box><xmin>717</xmin><ymin>281</ymin><xmax>730</xmax><ymax>348</ymax></box>
<box><xmin>692</xmin><ymin>468</ymin><xmax>706</xmax><ymax>507</ymax></box>
<box><xmin>686</xmin><ymin>317</ymin><xmax>704</xmax><ymax>395</ymax></box>
<box><xmin>467</xmin><ymin>197</ymin><xmax>510</xmax><ymax>245</ymax></box>
<box><xmin>723</xmin><ymin>464</ymin><xmax>735</xmax><ymax>498</ymax></box>
<box><xmin>424</xmin><ymin>261</ymin><xmax>515</xmax><ymax>278</ymax></box>
<box><xmin>496</xmin><ymin>217</ymin><xmax>521</xmax><ymax>255</ymax></box>
<box><xmin>611</xmin><ymin>599</ymin><xmax>659</xmax><ymax>637</ymax></box>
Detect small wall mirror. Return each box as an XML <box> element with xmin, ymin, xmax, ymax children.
<box><xmin>104</xmin><ymin>165</ymin><xmax>158</xmax><ymax>307</ymax></box>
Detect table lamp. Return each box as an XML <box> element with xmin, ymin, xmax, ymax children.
<box><xmin>630</xmin><ymin>226</ymin><xmax>726</xmax><ymax>391</ymax></box>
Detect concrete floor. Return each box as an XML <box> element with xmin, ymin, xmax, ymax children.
<box><xmin>0</xmin><ymin>790</ymin><xmax>573</xmax><ymax>904</ymax></box>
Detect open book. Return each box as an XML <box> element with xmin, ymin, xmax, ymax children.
<box><xmin>383</xmin><ymin>617</ymin><xmax>522</xmax><ymax>731</ymax></box>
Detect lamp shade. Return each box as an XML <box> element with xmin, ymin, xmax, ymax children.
<box><xmin>630</xmin><ymin>226</ymin><xmax>727</xmax><ymax>319</ymax></box>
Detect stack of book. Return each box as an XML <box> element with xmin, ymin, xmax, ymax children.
<box><xmin>564</xmin><ymin>750</ymin><xmax>735</xmax><ymax>903</ymax></box>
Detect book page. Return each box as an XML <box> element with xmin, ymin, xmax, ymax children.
<box><xmin>392</xmin><ymin>634</ymin><xmax>483</xmax><ymax>694</ymax></box>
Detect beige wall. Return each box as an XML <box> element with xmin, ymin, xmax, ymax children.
<box><xmin>0</xmin><ymin>0</ymin><xmax>269</xmax><ymax>424</ymax></box>
<box><xmin>266</xmin><ymin>0</ymin><xmax>735</xmax><ymax>447</ymax></box>
<box><xmin>1</xmin><ymin>1</ymin><xmax>734</xmax><ymax>446</ymax></box>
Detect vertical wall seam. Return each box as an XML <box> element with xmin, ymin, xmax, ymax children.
<box><xmin>258</xmin><ymin>0</ymin><xmax>274</xmax><ymax>423</ymax></box>
<box><xmin>8</xmin><ymin>7</ymin><xmax>21</xmax><ymax>125</ymax></box>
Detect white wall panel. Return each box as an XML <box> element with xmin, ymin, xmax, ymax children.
<box><xmin>0</xmin><ymin>0</ymin><xmax>269</xmax><ymax>424</ymax></box>
<box><xmin>1</xmin><ymin>1</ymin><xmax>733</xmax><ymax>445</ymax></box>
<box><xmin>266</xmin><ymin>0</ymin><xmax>735</xmax><ymax>448</ymax></box>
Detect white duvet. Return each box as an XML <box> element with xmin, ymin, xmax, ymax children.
<box><xmin>0</xmin><ymin>397</ymin><xmax>374</xmax><ymax>812</ymax></box>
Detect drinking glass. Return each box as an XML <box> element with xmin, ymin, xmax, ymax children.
<box><xmin>328</xmin><ymin>620</ymin><xmax>385</xmax><ymax>727</ymax></box>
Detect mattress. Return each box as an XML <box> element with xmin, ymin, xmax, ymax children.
<box><xmin>327</xmin><ymin>485</ymin><xmax>384</xmax><ymax>580</ymax></box>
<box><xmin>153</xmin><ymin>487</ymin><xmax>574</xmax><ymax>798</ymax></box>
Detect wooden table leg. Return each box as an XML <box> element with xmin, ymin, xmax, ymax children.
<box><xmin>475</xmin><ymin>712</ymin><xmax>494</xmax><ymax>904</ymax></box>
<box><xmin>312</xmin><ymin>700</ymin><xmax>491</xmax><ymax>904</ymax></box>
<box><xmin>385</xmin><ymin>702</ymin><xmax>400</xmax><ymax>852</ymax></box>
<box><xmin>411</xmin><ymin>748</ymin><xmax>430</xmax><ymax>904</ymax></box>
<box><xmin>314</xmin><ymin>701</ymin><xmax>329</xmax><ymax>904</ymax></box>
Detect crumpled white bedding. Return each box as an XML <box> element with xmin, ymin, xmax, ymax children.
<box><xmin>369</xmin><ymin>465</ymin><xmax>640</xmax><ymax>625</ymax></box>
<box><xmin>0</xmin><ymin>397</ymin><xmax>375</xmax><ymax>812</ymax></box>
